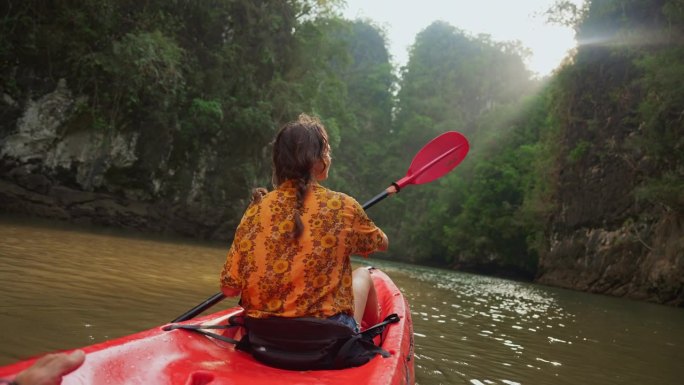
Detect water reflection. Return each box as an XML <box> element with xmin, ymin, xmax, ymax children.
<box><xmin>367</xmin><ymin>261</ymin><xmax>684</xmax><ymax>385</ymax></box>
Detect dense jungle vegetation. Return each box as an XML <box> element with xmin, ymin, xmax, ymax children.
<box><xmin>1</xmin><ymin>0</ymin><xmax>681</xmax><ymax>280</ymax></box>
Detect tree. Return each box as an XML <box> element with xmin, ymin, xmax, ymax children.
<box><xmin>381</xmin><ymin>21</ymin><xmax>536</xmax><ymax>270</ymax></box>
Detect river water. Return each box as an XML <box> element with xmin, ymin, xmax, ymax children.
<box><xmin>1</xmin><ymin>217</ymin><xmax>683</xmax><ymax>384</ymax></box>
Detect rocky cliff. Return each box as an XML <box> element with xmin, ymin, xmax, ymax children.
<box><xmin>0</xmin><ymin>80</ymin><xmax>241</xmax><ymax>241</ymax></box>
<box><xmin>535</xmin><ymin>42</ymin><xmax>683</xmax><ymax>306</ymax></box>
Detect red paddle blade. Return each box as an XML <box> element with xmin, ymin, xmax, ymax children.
<box><xmin>395</xmin><ymin>131</ymin><xmax>469</xmax><ymax>189</ymax></box>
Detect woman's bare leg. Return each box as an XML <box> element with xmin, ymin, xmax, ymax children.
<box><xmin>352</xmin><ymin>267</ymin><xmax>379</xmax><ymax>326</ymax></box>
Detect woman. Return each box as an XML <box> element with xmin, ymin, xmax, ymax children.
<box><xmin>220</xmin><ymin>113</ymin><xmax>388</xmax><ymax>332</ymax></box>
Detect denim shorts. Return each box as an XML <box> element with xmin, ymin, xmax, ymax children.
<box><xmin>328</xmin><ymin>313</ymin><xmax>359</xmax><ymax>333</ymax></box>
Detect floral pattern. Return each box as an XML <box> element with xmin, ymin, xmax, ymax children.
<box><xmin>220</xmin><ymin>180</ymin><xmax>386</xmax><ymax>319</ymax></box>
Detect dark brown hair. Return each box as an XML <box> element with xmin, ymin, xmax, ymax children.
<box><xmin>270</xmin><ymin>113</ymin><xmax>329</xmax><ymax>239</ymax></box>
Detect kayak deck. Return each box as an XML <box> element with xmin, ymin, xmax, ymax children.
<box><xmin>0</xmin><ymin>269</ymin><xmax>414</xmax><ymax>385</ymax></box>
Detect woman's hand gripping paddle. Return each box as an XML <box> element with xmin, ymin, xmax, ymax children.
<box><xmin>171</xmin><ymin>131</ymin><xmax>470</xmax><ymax>323</ymax></box>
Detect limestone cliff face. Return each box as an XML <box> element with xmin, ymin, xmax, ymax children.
<box><xmin>2</xmin><ymin>80</ymin><xmax>139</xmax><ymax>191</ymax></box>
<box><xmin>0</xmin><ymin>80</ymin><xmax>241</xmax><ymax>240</ymax></box>
<box><xmin>539</xmin><ymin>211</ymin><xmax>683</xmax><ymax>306</ymax></box>
<box><xmin>535</xmin><ymin>48</ymin><xmax>684</xmax><ymax>306</ymax></box>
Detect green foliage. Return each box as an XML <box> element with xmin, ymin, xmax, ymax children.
<box><xmin>567</xmin><ymin>140</ymin><xmax>591</xmax><ymax>163</ymax></box>
<box><xmin>377</xmin><ymin>20</ymin><xmax>539</xmax><ymax>275</ymax></box>
<box><xmin>189</xmin><ymin>99</ymin><xmax>224</xmax><ymax>126</ymax></box>
<box><xmin>437</xmin><ymin>93</ymin><xmax>554</xmax><ymax>276</ymax></box>
<box><xmin>634</xmin><ymin>48</ymin><xmax>684</xmax><ymax>163</ymax></box>
<box><xmin>560</xmin><ymin>0</ymin><xmax>684</xmax><ymax>216</ymax></box>
<box><xmin>394</xmin><ymin>22</ymin><xmax>533</xmax><ymax>156</ymax></box>
<box><xmin>179</xmin><ymin>98</ymin><xmax>224</xmax><ymax>147</ymax></box>
<box><xmin>545</xmin><ymin>0</ymin><xmax>589</xmax><ymax>28</ymax></box>
<box><xmin>635</xmin><ymin>172</ymin><xmax>684</xmax><ymax>211</ymax></box>
<box><xmin>81</xmin><ymin>30</ymin><xmax>185</xmax><ymax>128</ymax></box>
<box><xmin>630</xmin><ymin>45</ymin><xmax>684</xmax><ymax>212</ymax></box>
<box><xmin>109</xmin><ymin>31</ymin><xmax>184</xmax><ymax>94</ymax></box>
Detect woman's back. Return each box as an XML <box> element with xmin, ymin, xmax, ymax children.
<box><xmin>220</xmin><ymin>181</ymin><xmax>385</xmax><ymax>319</ymax></box>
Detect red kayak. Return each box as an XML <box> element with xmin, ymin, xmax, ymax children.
<box><xmin>0</xmin><ymin>268</ymin><xmax>414</xmax><ymax>385</ymax></box>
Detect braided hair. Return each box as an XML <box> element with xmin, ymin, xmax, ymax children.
<box><xmin>271</xmin><ymin>114</ymin><xmax>329</xmax><ymax>240</ymax></box>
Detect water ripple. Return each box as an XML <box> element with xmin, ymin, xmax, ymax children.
<box><xmin>365</xmin><ymin>260</ymin><xmax>684</xmax><ymax>385</ymax></box>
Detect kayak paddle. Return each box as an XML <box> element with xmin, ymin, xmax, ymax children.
<box><xmin>171</xmin><ymin>131</ymin><xmax>469</xmax><ymax>323</ymax></box>
<box><xmin>362</xmin><ymin>131</ymin><xmax>469</xmax><ymax>209</ymax></box>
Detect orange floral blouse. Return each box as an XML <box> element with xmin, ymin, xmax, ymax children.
<box><xmin>220</xmin><ymin>180</ymin><xmax>386</xmax><ymax>319</ymax></box>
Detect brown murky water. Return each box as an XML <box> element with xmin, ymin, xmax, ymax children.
<box><xmin>1</xmin><ymin>217</ymin><xmax>683</xmax><ymax>384</ymax></box>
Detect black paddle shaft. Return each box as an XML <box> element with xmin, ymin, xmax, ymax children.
<box><xmin>362</xmin><ymin>190</ymin><xmax>388</xmax><ymax>210</ymax></box>
<box><xmin>362</xmin><ymin>182</ymin><xmax>401</xmax><ymax>210</ymax></box>
<box><xmin>171</xmin><ymin>292</ymin><xmax>226</xmax><ymax>323</ymax></box>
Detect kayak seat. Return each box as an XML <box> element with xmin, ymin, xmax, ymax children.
<box><xmin>164</xmin><ymin>313</ymin><xmax>400</xmax><ymax>371</ymax></box>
